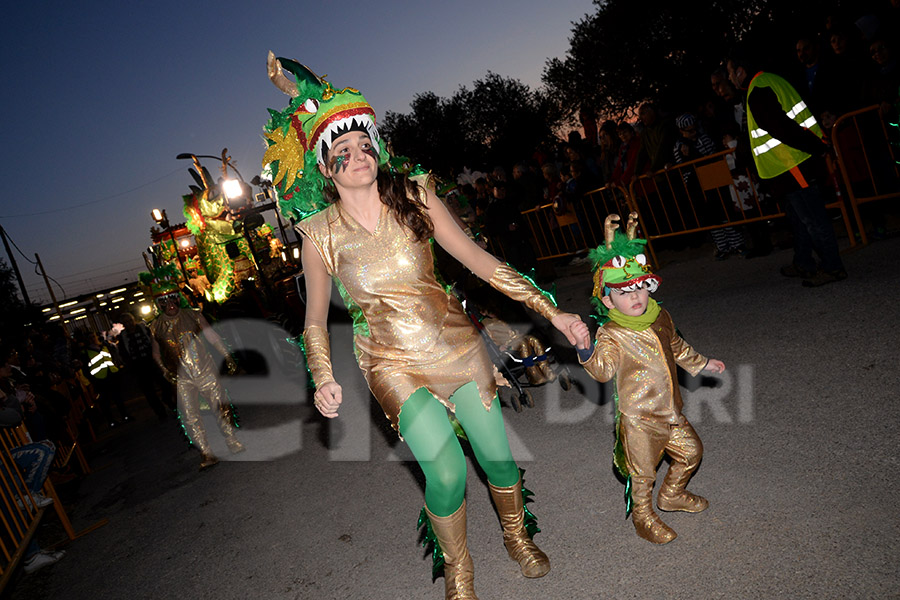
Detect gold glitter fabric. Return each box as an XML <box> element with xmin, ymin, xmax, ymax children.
<box><xmin>579</xmin><ymin>309</ymin><xmax>707</xmax><ymax>423</ymax></box>
<box><xmin>619</xmin><ymin>417</ymin><xmax>703</xmax><ymax>543</ymax></box>
<box><xmin>302</xmin><ymin>325</ymin><xmax>336</xmax><ymax>389</ymax></box>
<box><xmin>488</xmin><ymin>264</ymin><xmax>561</xmax><ymax>322</ymax></box>
<box><xmin>488</xmin><ymin>477</ymin><xmax>551</xmax><ymax>578</ymax></box>
<box><xmin>298</xmin><ymin>201</ymin><xmax>496</xmax><ymax>432</ymax></box>
<box><xmin>150</xmin><ymin>309</ymin><xmax>214</xmax><ymax>381</ymax></box>
<box><xmin>150</xmin><ymin>309</ymin><xmax>242</xmax><ymax>462</ymax></box>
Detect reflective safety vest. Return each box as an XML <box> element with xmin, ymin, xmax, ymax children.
<box><xmin>746</xmin><ymin>72</ymin><xmax>823</xmax><ymax>179</ymax></box>
<box><xmin>87</xmin><ymin>347</ymin><xmax>118</xmax><ymax>379</ymax></box>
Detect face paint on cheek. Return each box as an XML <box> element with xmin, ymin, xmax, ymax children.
<box><xmin>362</xmin><ymin>146</ymin><xmax>379</xmax><ymax>163</ymax></box>
<box><xmin>329</xmin><ymin>155</ymin><xmax>348</xmax><ymax>173</ymax></box>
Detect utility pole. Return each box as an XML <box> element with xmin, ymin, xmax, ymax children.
<box><xmin>0</xmin><ymin>224</ymin><xmax>31</xmax><ymax>306</ymax></box>
<box><xmin>35</xmin><ymin>253</ymin><xmax>67</xmax><ymax>335</ymax></box>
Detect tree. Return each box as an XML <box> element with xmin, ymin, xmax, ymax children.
<box><xmin>382</xmin><ymin>90</ymin><xmax>476</xmax><ymax>176</ymax></box>
<box><xmin>542</xmin><ymin>0</ymin><xmax>827</xmax><ymax>119</ymax></box>
<box><xmin>0</xmin><ymin>257</ymin><xmax>29</xmax><ymax>341</ymax></box>
<box><xmin>381</xmin><ymin>73</ymin><xmax>568</xmax><ymax>175</ymax></box>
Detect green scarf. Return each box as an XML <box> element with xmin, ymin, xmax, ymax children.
<box><xmin>608</xmin><ymin>298</ymin><xmax>660</xmax><ymax>331</ymax></box>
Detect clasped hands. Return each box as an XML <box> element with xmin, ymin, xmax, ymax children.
<box><xmin>551</xmin><ymin>313</ymin><xmax>592</xmax><ymax>350</ymax></box>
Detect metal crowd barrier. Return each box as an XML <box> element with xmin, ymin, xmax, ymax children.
<box><xmin>520</xmin><ymin>184</ymin><xmax>632</xmax><ymax>261</ymax></box>
<box><xmin>831</xmin><ymin>104</ymin><xmax>900</xmax><ymax>245</ymax></box>
<box><xmin>515</xmin><ymin>147</ymin><xmax>856</xmax><ymax>269</ymax></box>
<box><xmin>7</xmin><ymin>425</ymin><xmax>107</xmax><ymax>545</ymax></box>
<box><xmin>0</xmin><ymin>427</ymin><xmax>47</xmax><ymax>588</ymax></box>
<box><xmin>628</xmin><ymin>148</ymin><xmax>854</xmax><ymax>267</ymax></box>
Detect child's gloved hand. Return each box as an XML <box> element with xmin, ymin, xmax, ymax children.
<box><xmin>704</xmin><ymin>359</ymin><xmax>725</xmax><ymax>373</ymax></box>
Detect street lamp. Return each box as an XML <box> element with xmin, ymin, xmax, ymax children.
<box><xmin>151</xmin><ymin>208</ymin><xmax>190</xmax><ymax>285</ymax></box>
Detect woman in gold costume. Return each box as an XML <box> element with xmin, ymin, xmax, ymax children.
<box><xmin>262</xmin><ymin>54</ymin><xmax>584</xmax><ymax>600</ymax></box>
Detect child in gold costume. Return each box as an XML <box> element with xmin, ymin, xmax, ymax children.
<box><xmin>571</xmin><ymin>214</ymin><xmax>725</xmax><ymax>544</ymax></box>
<box><xmin>263</xmin><ymin>53</ymin><xmax>586</xmax><ymax>599</ymax></box>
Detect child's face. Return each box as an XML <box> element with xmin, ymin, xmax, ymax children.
<box><xmin>602</xmin><ymin>288</ymin><xmax>650</xmax><ymax>316</ymax></box>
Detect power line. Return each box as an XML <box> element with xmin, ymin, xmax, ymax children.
<box><xmin>0</xmin><ymin>227</ymin><xmax>37</xmax><ymax>264</ymax></box>
<box><xmin>54</xmin><ymin>258</ymin><xmax>146</xmax><ymax>280</ymax></box>
<box><xmin>34</xmin><ymin>262</ymin><xmax>66</xmax><ymax>298</ymax></box>
<box><xmin>0</xmin><ymin>166</ymin><xmax>184</xmax><ymax>218</ymax></box>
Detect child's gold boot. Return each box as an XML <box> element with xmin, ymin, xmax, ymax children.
<box><xmin>630</xmin><ymin>477</ymin><xmax>677</xmax><ymax>544</ymax></box>
<box><xmin>657</xmin><ymin>463</ymin><xmax>708</xmax><ymax>513</ymax></box>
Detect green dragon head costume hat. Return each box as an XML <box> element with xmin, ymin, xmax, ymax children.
<box><xmin>262</xmin><ymin>52</ymin><xmax>389</xmax><ymax>221</ymax></box>
<box><xmin>139</xmin><ymin>263</ymin><xmax>189</xmax><ymax>309</ymax></box>
<box><xmin>589</xmin><ymin>213</ymin><xmax>661</xmax><ymax>315</ymax></box>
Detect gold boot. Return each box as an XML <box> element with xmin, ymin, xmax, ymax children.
<box><xmin>657</xmin><ymin>463</ymin><xmax>708</xmax><ymax>513</ymax></box>
<box><xmin>488</xmin><ymin>477</ymin><xmax>550</xmax><ymax>578</ymax></box>
<box><xmin>630</xmin><ymin>477</ymin><xmax>676</xmax><ymax>544</ymax></box>
<box><xmin>425</xmin><ymin>501</ymin><xmax>479</xmax><ymax>600</ymax></box>
<box><xmin>180</xmin><ymin>402</ymin><xmax>218</xmax><ymax>470</ymax></box>
<box><xmin>218</xmin><ymin>407</ymin><xmax>245</xmax><ymax>454</ymax></box>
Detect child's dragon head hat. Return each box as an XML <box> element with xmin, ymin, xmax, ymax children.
<box><xmin>590</xmin><ymin>213</ymin><xmax>661</xmax><ymax>301</ymax></box>
<box><xmin>262</xmin><ymin>52</ymin><xmax>389</xmax><ymax>221</ymax></box>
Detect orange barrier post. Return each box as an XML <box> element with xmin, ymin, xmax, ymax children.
<box><xmin>831</xmin><ymin>104</ymin><xmax>900</xmax><ymax>245</ymax></box>
<box><xmin>625</xmin><ymin>148</ymin><xmax>855</xmax><ymax>263</ymax></box>
<box><xmin>0</xmin><ymin>429</ymin><xmax>48</xmax><ymax>588</ymax></box>
<box><xmin>8</xmin><ymin>426</ymin><xmax>108</xmax><ymax>544</ymax></box>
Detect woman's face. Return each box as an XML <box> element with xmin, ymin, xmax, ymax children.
<box><xmin>319</xmin><ymin>131</ymin><xmax>378</xmax><ymax>190</ymax></box>
<box><xmin>830</xmin><ymin>33</ymin><xmax>848</xmax><ymax>56</ymax></box>
<box><xmin>618</xmin><ymin>128</ymin><xmax>633</xmax><ymax>143</ymax></box>
<box><xmin>599</xmin><ymin>130</ymin><xmax>614</xmax><ymax>148</ymax></box>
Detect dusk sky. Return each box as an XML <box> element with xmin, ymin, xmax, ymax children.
<box><xmin>0</xmin><ymin>1</ymin><xmax>595</xmax><ymax>306</ymax></box>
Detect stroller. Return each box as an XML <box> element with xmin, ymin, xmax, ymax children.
<box><xmin>456</xmin><ymin>286</ymin><xmax>573</xmax><ymax>412</ymax></box>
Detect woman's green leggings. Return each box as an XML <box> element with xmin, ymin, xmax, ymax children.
<box><xmin>397</xmin><ymin>382</ymin><xmax>520</xmax><ymax>517</ymax></box>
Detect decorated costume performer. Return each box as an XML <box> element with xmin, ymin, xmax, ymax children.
<box><xmin>575</xmin><ymin>213</ymin><xmax>725</xmax><ymax>544</ymax></box>
<box><xmin>262</xmin><ymin>52</ymin><xmax>585</xmax><ymax>599</ymax></box>
<box><xmin>141</xmin><ymin>264</ymin><xmax>244</xmax><ymax>470</ymax></box>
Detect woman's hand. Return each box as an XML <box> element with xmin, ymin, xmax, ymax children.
<box><xmin>313</xmin><ymin>382</ymin><xmax>343</xmax><ymax>418</ymax></box>
<box><xmin>551</xmin><ymin>313</ymin><xmax>588</xmax><ymax>347</ymax></box>
<box><xmin>704</xmin><ymin>359</ymin><xmax>726</xmax><ymax>373</ymax></box>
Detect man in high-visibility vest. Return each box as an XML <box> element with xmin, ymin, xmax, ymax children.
<box><xmin>84</xmin><ymin>331</ymin><xmax>131</xmax><ymax>427</ymax></box>
<box><xmin>727</xmin><ymin>49</ymin><xmax>847</xmax><ymax>287</ymax></box>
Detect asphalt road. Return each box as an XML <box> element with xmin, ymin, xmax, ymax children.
<box><xmin>8</xmin><ymin>234</ymin><xmax>900</xmax><ymax>600</ymax></box>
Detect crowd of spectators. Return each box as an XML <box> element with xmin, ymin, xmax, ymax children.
<box><xmin>442</xmin><ymin>3</ymin><xmax>898</xmax><ymax>267</ymax></box>
<box><xmin>0</xmin><ymin>315</ymin><xmax>178</xmax><ymax>579</ymax></box>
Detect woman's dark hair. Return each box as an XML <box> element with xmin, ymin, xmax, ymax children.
<box><xmin>322</xmin><ymin>168</ymin><xmax>434</xmax><ymax>242</ymax></box>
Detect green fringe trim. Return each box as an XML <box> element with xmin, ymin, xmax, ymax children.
<box><xmin>520</xmin><ymin>468</ymin><xmax>541</xmax><ymax>538</ymax></box>
<box><xmin>518</xmin><ymin>266</ymin><xmax>558</xmax><ymax>308</ymax></box>
<box><xmin>417</xmin><ymin>507</ymin><xmax>445</xmax><ymax>582</ymax></box>
<box><xmin>287</xmin><ymin>334</ymin><xmax>314</xmax><ymax>389</ymax></box>
<box><xmin>416</xmin><ymin>467</ymin><xmax>543</xmax><ymax>581</ymax></box>
<box><xmin>448</xmin><ymin>414</ymin><xmax>468</xmax><ymax>441</ymax></box>
<box><xmin>333</xmin><ymin>276</ymin><xmax>370</xmax><ymax>339</ymax></box>
<box><xmin>611</xmin><ymin>384</ymin><xmax>633</xmax><ymax>517</ymax></box>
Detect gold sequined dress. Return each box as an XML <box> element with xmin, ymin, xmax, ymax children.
<box><xmin>298</xmin><ymin>201</ymin><xmax>497</xmax><ymax>431</ymax></box>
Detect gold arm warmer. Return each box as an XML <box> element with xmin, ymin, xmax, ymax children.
<box><xmin>488</xmin><ymin>263</ymin><xmax>562</xmax><ymax>321</ymax></box>
<box><xmin>302</xmin><ymin>325</ymin><xmax>336</xmax><ymax>390</ymax></box>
